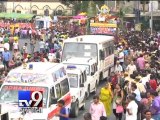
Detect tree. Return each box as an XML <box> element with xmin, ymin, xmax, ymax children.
<box><xmin>115</xmin><ymin>6</ymin><xmax>132</xmax><ymax>31</ymax></box>
<box><xmin>87</xmin><ymin>1</ymin><xmax>96</xmax><ymax>17</ymax></box>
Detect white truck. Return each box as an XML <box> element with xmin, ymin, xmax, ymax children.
<box><xmin>0</xmin><ymin>62</ymin><xmax>71</xmax><ymax>120</ymax></box>
<box><xmin>61</xmin><ymin>35</ymin><xmax>115</xmax><ymax>81</ymax></box>
<box><xmin>65</xmin><ymin>65</ymin><xmax>86</xmax><ymax>117</ymax></box>
<box><xmin>35</xmin><ymin>16</ymin><xmax>52</xmax><ymax>29</ymax></box>
<box><xmin>63</xmin><ymin>57</ymin><xmax>99</xmax><ymax>117</ymax></box>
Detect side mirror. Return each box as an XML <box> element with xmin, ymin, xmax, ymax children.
<box><xmin>80</xmin><ymin>84</ymin><xmax>84</xmax><ymax>87</ymax></box>
<box><xmin>99</xmin><ymin>50</ymin><xmax>104</xmax><ymax>60</ymax></box>
<box><xmin>50</xmin><ymin>98</ymin><xmax>58</xmax><ymax>105</ymax></box>
<box><xmin>91</xmin><ymin>72</ymin><xmax>94</xmax><ymax>76</ymax></box>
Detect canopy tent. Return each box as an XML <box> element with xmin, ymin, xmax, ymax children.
<box><xmin>0</xmin><ymin>12</ymin><xmax>35</xmax><ymax>20</ymax></box>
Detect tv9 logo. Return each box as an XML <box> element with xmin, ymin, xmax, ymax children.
<box><xmin>18</xmin><ymin>91</ymin><xmax>43</xmax><ymax>108</ymax></box>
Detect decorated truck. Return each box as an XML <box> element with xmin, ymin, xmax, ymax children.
<box><xmin>89</xmin><ymin>5</ymin><xmax>118</xmax><ymax>36</ymax></box>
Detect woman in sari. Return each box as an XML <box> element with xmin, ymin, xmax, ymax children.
<box><xmin>100</xmin><ymin>82</ymin><xmax>113</xmax><ymax>117</ymax></box>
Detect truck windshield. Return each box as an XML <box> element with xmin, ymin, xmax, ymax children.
<box><xmin>36</xmin><ymin>20</ymin><xmax>44</xmax><ymax>29</ymax></box>
<box><xmin>67</xmin><ymin>74</ymin><xmax>78</xmax><ymax>88</ymax></box>
<box><xmin>62</xmin><ymin>43</ymin><xmax>97</xmax><ymax>62</ymax></box>
<box><xmin>0</xmin><ymin>85</ymin><xmax>48</xmax><ymax>108</ymax></box>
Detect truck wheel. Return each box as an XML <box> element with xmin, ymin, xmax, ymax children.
<box><xmin>70</xmin><ymin>101</ymin><xmax>79</xmax><ymax>117</ymax></box>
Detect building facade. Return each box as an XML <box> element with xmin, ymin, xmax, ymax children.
<box><xmin>0</xmin><ymin>0</ymin><xmax>72</xmax><ymax>16</ymax></box>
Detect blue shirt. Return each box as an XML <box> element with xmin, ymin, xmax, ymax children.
<box><xmin>60</xmin><ymin>107</ymin><xmax>69</xmax><ymax>120</ymax></box>
<box><xmin>2</xmin><ymin>51</ymin><xmax>11</xmax><ymax>61</ymax></box>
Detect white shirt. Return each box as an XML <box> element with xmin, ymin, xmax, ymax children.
<box><xmin>39</xmin><ymin>41</ymin><xmax>45</xmax><ymax>49</ymax></box>
<box><xmin>140</xmin><ymin>77</ymin><xmax>149</xmax><ymax>87</ymax></box>
<box><xmin>115</xmin><ymin>64</ymin><xmax>123</xmax><ymax>73</ymax></box>
<box><xmin>23</xmin><ymin>46</ymin><xmax>28</xmax><ymax>53</ymax></box>
<box><xmin>126</xmin><ymin>100</ymin><xmax>138</xmax><ymax>120</ymax></box>
<box><xmin>126</xmin><ymin>64</ymin><xmax>137</xmax><ymax>75</ymax></box>
<box><xmin>29</xmin><ymin>30</ymin><xmax>32</xmax><ymax>34</ymax></box>
<box><xmin>118</xmin><ymin>51</ymin><xmax>124</xmax><ymax>62</ymax></box>
<box><xmin>13</xmin><ymin>42</ymin><xmax>18</xmax><ymax>50</ymax></box>
<box><xmin>133</xmin><ymin>89</ymin><xmax>142</xmax><ymax>101</ymax></box>
<box><xmin>0</xmin><ymin>37</ymin><xmax>3</xmax><ymax>42</ymax></box>
<box><xmin>4</xmin><ymin>43</ymin><xmax>10</xmax><ymax>51</ymax></box>
<box><xmin>0</xmin><ymin>44</ymin><xmax>4</xmax><ymax>52</ymax></box>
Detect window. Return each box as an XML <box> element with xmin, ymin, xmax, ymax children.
<box><xmin>79</xmin><ymin>75</ymin><xmax>82</xmax><ymax>86</ymax></box>
<box><xmin>49</xmin><ymin>87</ymin><xmax>55</xmax><ymax>106</ymax></box>
<box><xmin>55</xmin><ymin>84</ymin><xmax>61</xmax><ymax>99</ymax></box>
<box><xmin>32</xmin><ymin>10</ymin><xmax>37</xmax><ymax>15</ymax></box>
<box><xmin>105</xmin><ymin>47</ymin><xmax>109</xmax><ymax>57</ymax></box>
<box><xmin>60</xmin><ymin>78</ymin><xmax>69</xmax><ymax>96</ymax></box>
<box><xmin>17</xmin><ymin>10</ymin><xmax>21</xmax><ymax>13</ymax></box>
<box><xmin>81</xmin><ymin>73</ymin><xmax>85</xmax><ymax>83</ymax></box>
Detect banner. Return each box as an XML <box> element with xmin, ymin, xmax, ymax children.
<box><xmin>90</xmin><ymin>23</ymin><xmax>117</xmax><ymax>28</ymax></box>
<box><xmin>90</xmin><ymin>26</ymin><xmax>116</xmax><ymax>35</ymax></box>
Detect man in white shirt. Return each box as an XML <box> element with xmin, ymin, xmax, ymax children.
<box><xmin>126</xmin><ymin>60</ymin><xmax>137</xmax><ymax>75</ymax></box>
<box><xmin>131</xmin><ymin>83</ymin><xmax>142</xmax><ymax>102</ymax></box>
<box><xmin>39</xmin><ymin>39</ymin><xmax>45</xmax><ymax>53</ymax></box>
<box><xmin>126</xmin><ymin>94</ymin><xmax>138</xmax><ymax>120</ymax></box>
<box><xmin>4</xmin><ymin>42</ymin><xmax>10</xmax><ymax>51</ymax></box>
<box><xmin>13</xmin><ymin>40</ymin><xmax>19</xmax><ymax>50</ymax></box>
<box><xmin>118</xmin><ymin>49</ymin><xmax>124</xmax><ymax>67</ymax></box>
<box><xmin>140</xmin><ymin>73</ymin><xmax>149</xmax><ymax>87</ymax></box>
<box><xmin>115</xmin><ymin>61</ymin><xmax>123</xmax><ymax>74</ymax></box>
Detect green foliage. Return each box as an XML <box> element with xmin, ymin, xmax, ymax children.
<box><xmin>87</xmin><ymin>1</ymin><xmax>96</xmax><ymax>17</ymax></box>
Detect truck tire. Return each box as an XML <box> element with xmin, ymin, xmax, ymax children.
<box><xmin>70</xmin><ymin>101</ymin><xmax>79</xmax><ymax>117</ymax></box>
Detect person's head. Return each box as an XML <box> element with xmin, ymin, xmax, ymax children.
<box><xmin>144</xmin><ymin>110</ymin><xmax>152</xmax><ymax>120</ymax></box>
<box><xmin>146</xmin><ymin>91</ymin><xmax>151</xmax><ymax>98</ymax></box>
<box><xmin>131</xmin><ymin>83</ymin><xmax>137</xmax><ymax>91</ymax></box>
<box><xmin>4</xmin><ymin>48</ymin><xmax>7</xmax><ymax>51</ymax></box>
<box><xmin>150</xmin><ymin>91</ymin><xmax>158</xmax><ymax>99</ymax></box>
<box><xmin>124</xmin><ymin>80</ymin><xmax>129</xmax><ymax>86</ymax></box>
<box><xmin>140</xmin><ymin>54</ymin><xmax>143</xmax><ymax>57</ymax></box>
<box><xmin>93</xmin><ymin>95</ymin><xmax>99</xmax><ymax>104</ymax></box>
<box><xmin>57</xmin><ymin>99</ymin><xmax>65</xmax><ymax>107</ymax></box>
<box><xmin>130</xmin><ymin>60</ymin><xmax>134</xmax><ymax>65</ymax></box>
<box><xmin>83</xmin><ymin>112</ymin><xmax>92</xmax><ymax>120</ymax></box>
<box><xmin>127</xmin><ymin>94</ymin><xmax>135</xmax><ymax>102</ymax></box>
<box><xmin>25</xmin><ymin>43</ymin><xmax>27</xmax><ymax>46</ymax></box>
<box><xmin>100</xmin><ymin>116</ymin><xmax>107</xmax><ymax>120</ymax></box>
<box><xmin>115</xmin><ymin>83</ymin><xmax>121</xmax><ymax>90</ymax></box>
<box><xmin>105</xmin><ymin>82</ymin><xmax>109</xmax><ymax>89</ymax></box>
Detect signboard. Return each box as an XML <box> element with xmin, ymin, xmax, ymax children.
<box><xmin>90</xmin><ymin>26</ymin><xmax>116</xmax><ymax>35</ymax></box>
<box><xmin>90</xmin><ymin>23</ymin><xmax>117</xmax><ymax>28</ymax></box>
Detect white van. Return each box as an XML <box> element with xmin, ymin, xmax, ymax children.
<box><xmin>0</xmin><ymin>62</ymin><xmax>71</xmax><ymax>120</ymax></box>
<box><xmin>63</xmin><ymin>57</ymin><xmax>99</xmax><ymax>97</ymax></box>
<box><xmin>61</xmin><ymin>35</ymin><xmax>115</xmax><ymax>81</ymax></box>
<box><xmin>65</xmin><ymin>65</ymin><xmax>87</xmax><ymax>117</ymax></box>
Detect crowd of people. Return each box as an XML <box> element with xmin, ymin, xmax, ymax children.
<box><xmin>0</xmin><ymin>18</ymin><xmax>160</xmax><ymax>120</ymax></box>
<box><xmin>83</xmin><ymin>30</ymin><xmax>160</xmax><ymax>120</ymax></box>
